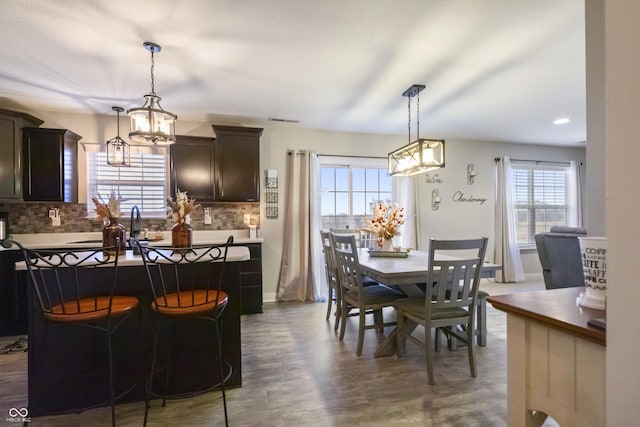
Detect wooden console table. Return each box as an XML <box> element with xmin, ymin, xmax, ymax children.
<box><xmin>488</xmin><ymin>287</ymin><xmax>606</xmax><ymax>427</ymax></box>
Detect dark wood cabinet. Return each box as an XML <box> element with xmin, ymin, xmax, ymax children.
<box><xmin>0</xmin><ymin>110</ymin><xmax>43</xmax><ymax>200</ymax></box>
<box><xmin>170</xmin><ymin>125</ymin><xmax>262</xmax><ymax>202</ymax></box>
<box><xmin>170</xmin><ymin>135</ymin><xmax>216</xmax><ymax>200</ymax></box>
<box><xmin>239</xmin><ymin>243</ymin><xmax>263</xmax><ymax>314</ymax></box>
<box><xmin>0</xmin><ymin>250</ymin><xmax>27</xmax><ymax>336</ymax></box>
<box><xmin>22</xmin><ymin>128</ymin><xmax>81</xmax><ymax>202</ymax></box>
<box><xmin>213</xmin><ymin>125</ymin><xmax>262</xmax><ymax>202</ymax></box>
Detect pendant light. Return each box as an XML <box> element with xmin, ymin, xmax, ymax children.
<box><xmin>106</xmin><ymin>106</ymin><xmax>130</xmax><ymax>167</ymax></box>
<box><xmin>388</xmin><ymin>84</ymin><xmax>445</xmax><ymax>176</ymax></box>
<box><xmin>127</xmin><ymin>42</ymin><xmax>177</xmax><ymax>145</ymax></box>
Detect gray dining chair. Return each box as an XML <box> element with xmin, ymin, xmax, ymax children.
<box><xmin>320</xmin><ymin>230</ymin><xmax>342</xmax><ymax>331</ymax></box>
<box><xmin>330</xmin><ymin>233</ymin><xmax>405</xmax><ymax>356</ymax></box>
<box><xmin>394</xmin><ymin>237</ymin><xmax>488</xmax><ymax>384</ymax></box>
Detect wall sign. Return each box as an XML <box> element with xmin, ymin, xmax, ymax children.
<box><xmin>424</xmin><ymin>173</ymin><xmax>443</xmax><ymax>184</ymax></box>
<box><xmin>452</xmin><ymin>191</ymin><xmax>487</xmax><ymax>205</ymax></box>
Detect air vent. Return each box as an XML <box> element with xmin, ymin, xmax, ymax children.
<box><xmin>268</xmin><ymin>117</ymin><xmax>299</xmax><ymax>124</ymax></box>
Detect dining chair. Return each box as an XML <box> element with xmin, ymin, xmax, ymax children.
<box><xmin>4</xmin><ymin>238</ymin><xmax>139</xmax><ymax>427</ymax></box>
<box><xmin>320</xmin><ymin>230</ymin><xmax>342</xmax><ymax>331</ymax></box>
<box><xmin>138</xmin><ymin>237</ymin><xmax>234</xmax><ymax>427</ymax></box>
<box><xmin>330</xmin><ymin>233</ymin><xmax>406</xmax><ymax>356</ymax></box>
<box><xmin>394</xmin><ymin>237</ymin><xmax>488</xmax><ymax>384</ymax></box>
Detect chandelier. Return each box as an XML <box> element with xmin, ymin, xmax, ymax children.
<box><xmin>106</xmin><ymin>106</ymin><xmax>130</xmax><ymax>167</ymax></box>
<box><xmin>127</xmin><ymin>42</ymin><xmax>177</xmax><ymax>145</ymax></box>
<box><xmin>388</xmin><ymin>84</ymin><xmax>445</xmax><ymax>176</ymax></box>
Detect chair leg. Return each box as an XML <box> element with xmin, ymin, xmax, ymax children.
<box><xmin>477</xmin><ymin>298</ymin><xmax>487</xmax><ymax>346</ymax></box>
<box><xmin>144</xmin><ymin>320</ymin><xmax>161</xmax><ymax>426</ymax></box>
<box><xmin>373</xmin><ymin>309</ymin><xmax>383</xmax><ymax>333</ymax></box>
<box><xmin>468</xmin><ymin>322</ymin><xmax>477</xmax><ymax>378</ymax></box>
<box><xmin>214</xmin><ymin>320</ymin><xmax>229</xmax><ymax>427</ymax></box>
<box><xmin>106</xmin><ymin>332</ymin><xmax>116</xmax><ymax>427</ymax></box>
<box><xmin>334</xmin><ymin>287</ymin><xmax>342</xmax><ymax>332</ymax></box>
<box><xmin>425</xmin><ymin>326</ymin><xmax>435</xmax><ymax>385</ymax></box>
<box><xmin>325</xmin><ymin>286</ymin><xmax>333</xmax><ymax>321</ymax></box>
<box><xmin>356</xmin><ymin>309</ymin><xmax>366</xmax><ymax>356</ymax></box>
<box><xmin>339</xmin><ymin>299</ymin><xmax>348</xmax><ymax>341</ymax></box>
<box><xmin>434</xmin><ymin>327</ymin><xmax>441</xmax><ymax>352</ymax></box>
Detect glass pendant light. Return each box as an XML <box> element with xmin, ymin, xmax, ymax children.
<box><xmin>388</xmin><ymin>84</ymin><xmax>445</xmax><ymax>176</ymax></box>
<box><xmin>127</xmin><ymin>42</ymin><xmax>177</xmax><ymax>145</ymax></box>
<box><xmin>106</xmin><ymin>106</ymin><xmax>130</xmax><ymax>167</ymax></box>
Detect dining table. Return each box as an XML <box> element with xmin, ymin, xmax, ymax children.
<box><xmin>356</xmin><ymin>248</ymin><xmax>502</xmax><ymax>357</ymax></box>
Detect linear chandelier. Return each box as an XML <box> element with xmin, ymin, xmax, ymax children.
<box><xmin>127</xmin><ymin>42</ymin><xmax>177</xmax><ymax>145</ymax></box>
<box><xmin>388</xmin><ymin>84</ymin><xmax>445</xmax><ymax>176</ymax></box>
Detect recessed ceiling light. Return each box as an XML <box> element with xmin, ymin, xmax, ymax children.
<box><xmin>553</xmin><ymin>118</ymin><xmax>570</xmax><ymax>125</ymax></box>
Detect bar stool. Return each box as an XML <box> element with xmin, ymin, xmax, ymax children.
<box><xmin>3</xmin><ymin>239</ymin><xmax>139</xmax><ymax>427</ymax></box>
<box><xmin>138</xmin><ymin>236</ymin><xmax>233</xmax><ymax>427</ymax></box>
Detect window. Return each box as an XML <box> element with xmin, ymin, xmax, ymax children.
<box><xmin>511</xmin><ymin>162</ymin><xmax>571</xmax><ymax>245</ymax></box>
<box><xmin>319</xmin><ymin>157</ymin><xmax>391</xmax><ymax>230</ymax></box>
<box><xmin>86</xmin><ymin>150</ymin><xmax>168</xmax><ymax>217</ymax></box>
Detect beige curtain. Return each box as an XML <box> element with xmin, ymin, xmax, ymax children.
<box><xmin>495</xmin><ymin>156</ymin><xmax>525</xmax><ymax>283</ymax></box>
<box><xmin>277</xmin><ymin>150</ymin><xmax>325</xmax><ymax>302</ymax></box>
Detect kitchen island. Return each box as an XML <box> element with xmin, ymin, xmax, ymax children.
<box><xmin>7</xmin><ymin>235</ymin><xmax>251</xmax><ymax>416</ymax></box>
<box><xmin>487</xmin><ymin>287</ymin><xmax>605</xmax><ymax>427</ymax></box>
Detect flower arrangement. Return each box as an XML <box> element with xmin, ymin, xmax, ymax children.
<box><xmin>362</xmin><ymin>201</ymin><xmax>405</xmax><ymax>248</ymax></box>
<box><xmin>92</xmin><ymin>191</ymin><xmax>123</xmax><ymax>221</ymax></box>
<box><xmin>167</xmin><ymin>190</ymin><xmax>199</xmax><ymax>223</ymax></box>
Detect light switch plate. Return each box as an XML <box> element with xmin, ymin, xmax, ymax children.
<box><xmin>204</xmin><ymin>208</ymin><xmax>212</xmax><ymax>225</ymax></box>
<box><xmin>52</xmin><ymin>216</ymin><xmax>61</xmax><ymax>227</ymax></box>
<box><xmin>243</xmin><ymin>213</ymin><xmax>251</xmax><ymax>225</ymax></box>
<box><xmin>48</xmin><ymin>209</ymin><xmax>56</xmax><ymax>219</ymax></box>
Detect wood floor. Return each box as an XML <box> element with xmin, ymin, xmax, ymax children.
<box><xmin>0</xmin><ymin>277</ymin><xmax>547</xmax><ymax>426</ymax></box>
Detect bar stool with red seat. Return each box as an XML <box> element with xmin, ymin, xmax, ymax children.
<box><xmin>3</xmin><ymin>238</ymin><xmax>139</xmax><ymax>427</ymax></box>
<box><xmin>138</xmin><ymin>236</ymin><xmax>233</xmax><ymax>427</ymax></box>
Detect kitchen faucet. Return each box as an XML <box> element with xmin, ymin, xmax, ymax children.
<box><xmin>130</xmin><ymin>205</ymin><xmax>141</xmax><ymax>244</ymax></box>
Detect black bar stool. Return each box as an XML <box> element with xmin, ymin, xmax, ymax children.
<box><xmin>138</xmin><ymin>236</ymin><xmax>234</xmax><ymax>427</ymax></box>
<box><xmin>4</xmin><ymin>238</ymin><xmax>139</xmax><ymax>427</ymax></box>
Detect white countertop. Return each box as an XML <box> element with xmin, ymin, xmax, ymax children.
<box><xmin>14</xmin><ymin>246</ymin><xmax>250</xmax><ymax>270</ymax></box>
<box><xmin>2</xmin><ymin>229</ymin><xmax>263</xmax><ymax>250</ymax></box>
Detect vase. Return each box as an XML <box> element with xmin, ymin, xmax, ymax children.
<box><xmin>172</xmin><ymin>218</ymin><xmax>193</xmax><ymax>248</ymax></box>
<box><xmin>380</xmin><ymin>238</ymin><xmax>394</xmax><ymax>252</ymax></box>
<box><xmin>102</xmin><ymin>217</ymin><xmax>126</xmax><ymax>254</ymax></box>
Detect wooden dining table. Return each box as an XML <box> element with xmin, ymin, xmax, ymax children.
<box><xmin>356</xmin><ymin>248</ymin><xmax>502</xmax><ymax>357</ymax></box>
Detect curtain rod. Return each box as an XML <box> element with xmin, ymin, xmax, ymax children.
<box><xmin>318</xmin><ymin>154</ymin><xmax>387</xmax><ymax>159</ymax></box>
<box><xmin>286</xmin><ymin>151</ymin><xmax>386</xmax><ymax>160</ymax></box>
<box><xmin>494</xmin><ymin>157</ymin><xmax>572</xmax><ymax>166</ymax></box>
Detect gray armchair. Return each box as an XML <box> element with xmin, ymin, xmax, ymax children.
<box><xmin>535</xmin><ymin>226</ymin><xmax>587</xmax><ymax>290</ymax></box>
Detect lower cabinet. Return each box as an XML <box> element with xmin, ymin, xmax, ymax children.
<box><xmin>0</xmin><ymin>250</ymin><xmax>27</xmax><ymax>336</ymax></box>
<box><xmin>239</xmin><ymin>243</ymin><xmax>263</xmax><ymax>314</ymax></box>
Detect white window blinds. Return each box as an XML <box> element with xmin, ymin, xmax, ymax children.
<box><xmin>86</xmin><ymin>150</ymin><xmax>168</xmax><ymax>217</ymax></box>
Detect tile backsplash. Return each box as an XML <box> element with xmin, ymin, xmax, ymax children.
<box><xmin>0</xmin><ymin>202</ymin><xmax>260</xmax><ymax>234</ymax></box>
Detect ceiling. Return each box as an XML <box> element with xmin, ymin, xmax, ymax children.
<box><xmin>0</xmin><ymin>0</ymin><xmax>585</xmax><ymax>146</ymax></box>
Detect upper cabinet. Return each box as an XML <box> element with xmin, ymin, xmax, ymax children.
<box><xmin>170</xmin><ymin>125</ymin><xmax>262</xmax><ymax>203</ymax></box>
<box><xmin>22</xmin><ymin>128</ymin><xmax>81</xmax><ymax>202</ymax></box>
<box><xmin>0</xmin><ymin>109</ymin><xmax>43</xmax><ymax>200</ymax></box>
<box><xmin>170</xmin><ymin>135</ymin><xmax>216</xmax><ymax>201</ymax></box>
<box><xmin>213</xmin><ymin>125</ymin><xmax>262</xmax><ymax>203</ymax></box>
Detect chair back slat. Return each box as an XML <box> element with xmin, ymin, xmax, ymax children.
<box><xmin>425</xmin><ymin>238</ymin><xmax>488</xmax><ymax>317</ymax></box>
<box><xmin>4</xmin><ymin>239</ymin><xmax>122</xmax><ymax>322</ymax></box>
<box><xmin>138</xmin><ymin>236</ymin><xmax>233</xmax><ymax>314</ymax></box>
<box><xmin>330</xmin><ymin>233</ymin><xmax>364</xmax><ymax>299</ymax></box>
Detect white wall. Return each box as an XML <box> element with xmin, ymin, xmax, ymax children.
<box><xmin>604</xmin><ymin>0</ymin><xmax>640</xmax><ymax>423</ymax></box>
<box><xmin>8</xmin><ymin>108</ymin><xmax>585</xmax><ymax>300</ymax></box>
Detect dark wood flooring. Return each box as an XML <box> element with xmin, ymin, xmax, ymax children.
<box><xmin>0</xmin><ymin>278</ymin><xmax>550</xmax><ymax>426</ymax></box>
